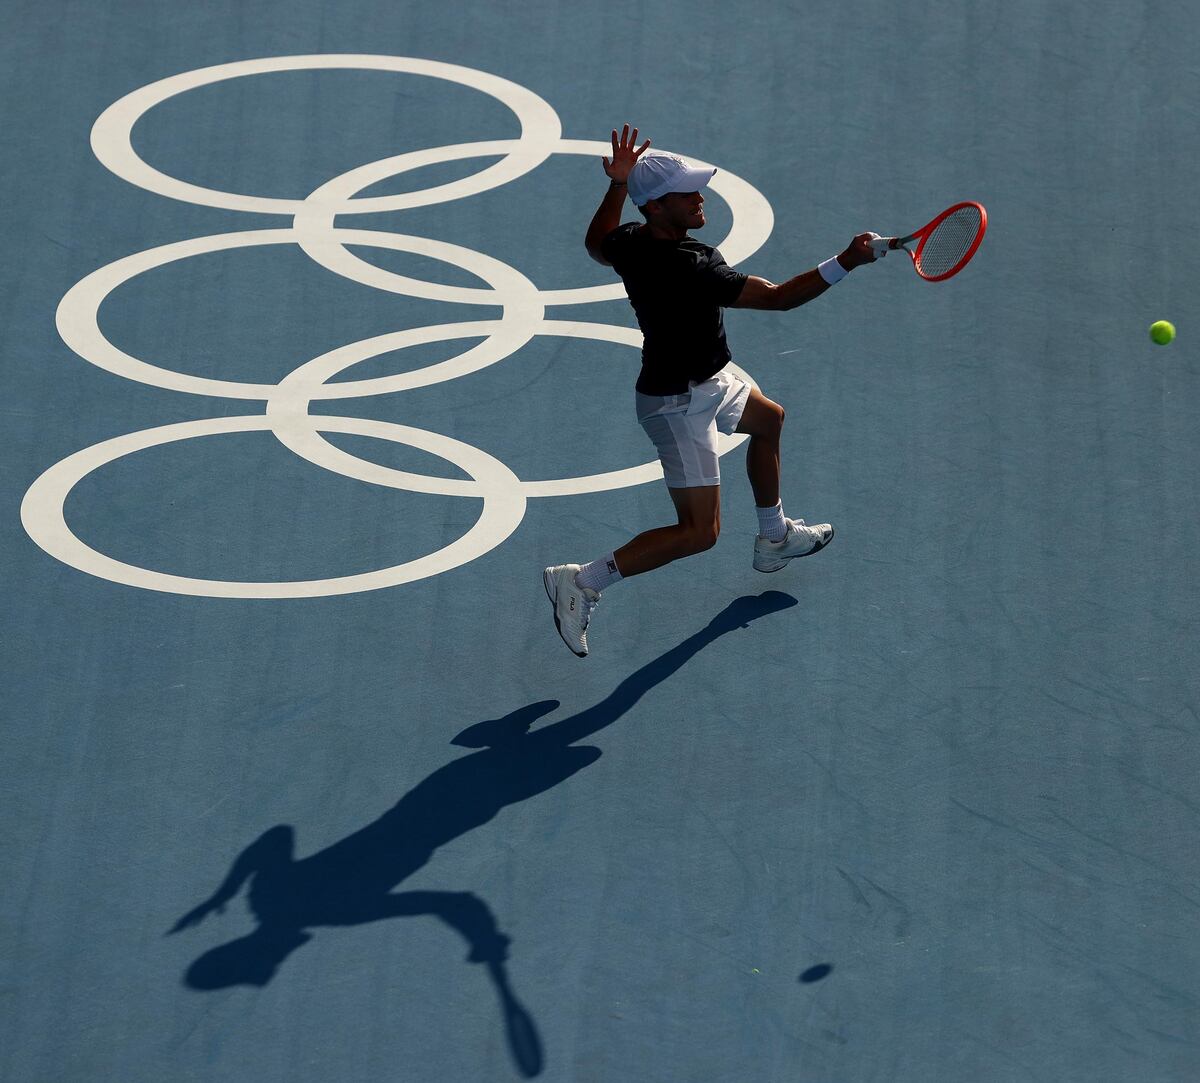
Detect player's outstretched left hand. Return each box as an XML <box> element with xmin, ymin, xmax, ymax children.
<box><xmin>840</xmin><ymin>232</ymin><xmax>884</xmax><ymax>269</ymax></box>
<box><xmin>603</xmin><ymin>124</ymin><xmax>651</xmax><ymax>184</ymax></box>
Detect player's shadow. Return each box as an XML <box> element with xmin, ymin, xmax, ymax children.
<box><xmin>169</xmin><ymin>590</ymin><xmax>797</xmax><ymax>1078</ymax></box>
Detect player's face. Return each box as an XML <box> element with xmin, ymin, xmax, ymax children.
<box><xmin>657</xmin><ymin>190</ymin><xmax>705</xmax><ymax>230</ymax></box>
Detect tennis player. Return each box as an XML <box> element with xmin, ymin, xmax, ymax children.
<box><xmin>543</xmin><ymin>125</ymin><xmax>881</xmax><ymax>657</ymax></box>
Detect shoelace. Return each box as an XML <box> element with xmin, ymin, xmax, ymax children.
<box><xmin>579</xmin><ymin>593</ymin><xmax>600</xmax><ymax>630</ymax></box>
<box><xmin>766</xmin><ymin>518</ymin><xmax>806</xmax><ymax>545</ymax></box>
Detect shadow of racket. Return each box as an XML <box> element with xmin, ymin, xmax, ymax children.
<box><xmin>487</xmin><ymin>959</ymin><xmax>544</xmax><ymax>1077</ymax></box>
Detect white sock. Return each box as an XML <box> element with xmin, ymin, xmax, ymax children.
<box><xmin>575</xmin><ymin>553</ymin><xmax>623</xmax><ymax>593</ymax></box>
<box><xmin>756</xmin><ymin>501</ymin><xmax>787</xmax><ymax>541</ymax></box>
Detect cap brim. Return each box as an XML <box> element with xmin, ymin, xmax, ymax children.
<box><xmin>639</xmin><ymin>166</ymin><xmax>718</xmax><ymax>205</ymax></box>
<box><xmin>673</xmin><ymin>165</ymin><xmax>717</xmax><ymax>193</ymax></box>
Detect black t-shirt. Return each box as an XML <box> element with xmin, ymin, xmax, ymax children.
<box><xmin>601</xmin><ymin>222</ymin><xmax>748</xmax><ymax>395</ymax></box>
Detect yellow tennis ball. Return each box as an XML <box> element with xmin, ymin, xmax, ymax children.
<box><xmin>1150</xmin><ymin>320</ymin><xmax>1176</xmax><ymax>345</ymax></box>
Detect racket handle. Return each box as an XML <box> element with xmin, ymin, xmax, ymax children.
<box><xmin>869</xmin><ymin>236</ymin><xmax>897</xmax><ymax>256</ymax></box>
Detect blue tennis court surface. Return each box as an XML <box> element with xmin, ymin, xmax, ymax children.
<box><xmin>4</xmin><ymin>2</ymin><xmax>1199</xmax><ymax>1080</ymax></box>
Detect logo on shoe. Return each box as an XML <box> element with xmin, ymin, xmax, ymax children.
<box><xmin>569</xmin><ymin>597</ymin><xmax>575</xmax><ymax>612</ymax></box>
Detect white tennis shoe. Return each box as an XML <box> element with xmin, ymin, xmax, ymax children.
<box><xmin>542</xmin><ymin>564</ymin><xmax>600</xmax><ymax>657</ymax></box>
<box><xmin>753</xmin><ymin>518</ymin><xmax>835</xmax><ymax>572</ymax></box>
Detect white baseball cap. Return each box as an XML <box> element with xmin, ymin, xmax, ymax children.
<box><xmin>627</xmin><ymin>151</ymin><xmax>717</xmax><ymax>206</ymax></box>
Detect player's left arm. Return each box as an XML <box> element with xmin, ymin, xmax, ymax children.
<box><xmin>585</xmin><ymin>124</ymin><xmax>650</xmax><ymax>265</ymax></box>
<box><xmin>729</xmin><ymin>233</ymin><xmax>880</xmax><ymax>311</ymax></box>
<box><xmin>168</xmin><ymin>828</ymin><xmax>287</xmax><ymax>932</ymax></box>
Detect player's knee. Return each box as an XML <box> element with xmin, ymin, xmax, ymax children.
<box><xmin>767</xmin><ymin>401</ymin><xmax>784</xmax><ymax>437</ymax></box>
<box><xmin>750</xmin><ymin>400</ymin><xmax>784</xmax><ymax>441</ymax></box>
<box><xmin>688</xmin><ymin>522</ymin><xmax>720</xmax><ymax>553</ymax></box>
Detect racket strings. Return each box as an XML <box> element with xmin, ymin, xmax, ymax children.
<box><xmin>915</xmin><ymin>205</ymin><xmax>983</xmax><ymax>278</ymax></box>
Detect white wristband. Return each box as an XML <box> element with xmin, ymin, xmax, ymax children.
<box><xmin>818</xmin><ymin>257</ymin><xmax>848</xmax><ymax>285</ymax></box>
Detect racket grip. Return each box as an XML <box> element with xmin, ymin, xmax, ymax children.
<box><xmin>868</xmin><ymin>236</ymin><xmax>895</xmax><ymax>256</ymax></box>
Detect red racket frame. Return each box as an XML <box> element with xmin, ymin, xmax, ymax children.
<box><xmin>902</xmin><ymin>200</ymin><xmax>988</xmax><ymax>282</ymax></box>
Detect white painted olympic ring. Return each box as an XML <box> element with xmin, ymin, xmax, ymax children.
<box><xmin>91</xmin><ymin>55</ymin><xmax>563</xmax><ymax>215</ymax></box>
<box><xmin>293</xmin><ymin>138</ymin><xmax>774</xmax><ymax>307</ymax></box>
<box><xmin>56</xmin><ymin>228</ymin><xmax>543</xmax><ymax>400</ymax></box>
<box><xmin>269</xmin><ymin>319</ymin><xmax>755</xmax><ymax>498</ymax></box>
<box><xmin>20</xmin><ymin>415</ymin><xmax>526</xmax><ymax>598</ymax></box>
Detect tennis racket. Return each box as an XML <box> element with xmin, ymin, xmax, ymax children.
<box><xmin>869</xmin><ymin>202</ymin><xmax>987</xmax><ymax>282</ymax></box>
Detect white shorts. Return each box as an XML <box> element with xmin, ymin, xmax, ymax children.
<box><xmin>636</xmin><ymin>368</ymin><xmax>751</xmax><ymax>488</ymax></box>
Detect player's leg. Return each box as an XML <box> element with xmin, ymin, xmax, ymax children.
<box><xmin>735</xmin><ymin>386</ymin><xmax>835</xmax><ymax>572</ymax></box>
<box><xmin>542</xmin><ymin>485</ymin><xmax>720</xmax><ymax>657</ymax></box>
<box><xmin>611</xmin><ymin>483</ymin><xmax>721</xmax><ymax>575</ymax></box>
<box><xmin>735</xmin><ymin>386</ymin><xmax>784</xmax><ymax>508</ymax></box>
<box><xmin>543</xmin><ymin>385</ymin><xmax>728</xmax><ymax>657</ymax></box>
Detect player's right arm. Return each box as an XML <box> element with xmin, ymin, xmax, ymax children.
<box><xmin>584</xmin><ymin>124</ymin><xmax>650</xmax><ymax>265</ymax></box>
<box><xmin>730</xmin><ymin>234</ymin><xmax>880</xmax><ymax>310</ymax></box>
